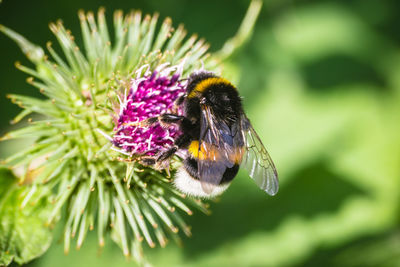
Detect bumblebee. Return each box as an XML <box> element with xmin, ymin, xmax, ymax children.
<box><xmin>141</xmin><ymin>71</ymin><xmax>278</xmax><ymax>198</ymax></box>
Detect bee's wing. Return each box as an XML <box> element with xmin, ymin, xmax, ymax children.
<box><xmin>197</xmin><ymin>105</ymin><xmax>240</xmax><ymax>194</ymax></box>
<box><xmin>240</xmin><ymin>114</ymin><xmax>279</xmax><ymax>196</ymax></box>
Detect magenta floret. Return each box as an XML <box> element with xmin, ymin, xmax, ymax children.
<box><xmin>113</xmin><ymin>69</ymin><xmax>185</xmax><ymax>156</ymax></box>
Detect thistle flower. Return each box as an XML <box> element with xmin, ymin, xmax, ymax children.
<box><xmin>0</xmin><ymin>1</ymin><xmax>262</xmax><ymax>265</ymax></box>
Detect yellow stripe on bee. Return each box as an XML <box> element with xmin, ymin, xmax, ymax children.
<box><xmin>188</xmin><ymin>140</ymin><xmax>244</xmax><ymax>163</ymax></box>
<box><xmin>188</xmin><ymin>77</ymin><xmax>234</xmax><ymax>98</ymax></box>
<box><xmin>188</xmin><ymin>141</ymin><xmax>219</xmax><ymax>160</ymax></box>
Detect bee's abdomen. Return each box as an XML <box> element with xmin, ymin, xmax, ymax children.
<box><xmin>183</xmin><ymin>156</ymin><xmax>239</xmax><ymax>185</ymax></box>
<box><xmin>221</xmin><ymin>164</ymin><xmax>239</xmax><ymax>184</ymax></box>
<box><xmin>183</xmin><ymin>157</ymin><xmax>200</xmax><ymax>178</ymax></box>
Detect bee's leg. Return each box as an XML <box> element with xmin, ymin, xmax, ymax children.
<box><xmin>171</xmin><ymin>94</ymin><xmax>186</xmax><ymax>113</ymax></box>
<box><xmin>133</xmin><ymin>114</ymin><xmax>186</xmax><ymax>128</ymax></box>
<box><xmin>158</xmin><ymin>114</ymin><xmax>186</xmax><ymax>127</ymax></box>
<box><xmin>139</xmin><ymin>127</ymin><xmax>191</xmax><ymax>167</ymax></box>
<box><xmin>139</xmin><ymin>157</ymin><xmax>156</xmax><ymax>166</ymax></box>
<box><xmin>122</xmin><ymin>116</ymin><xmax>159</xmax><ymax>128</ymax></box>
<box><xmin>156</xmin><ymin>134</ymin><xmax>191</xmax><ymax>162</ymax></box>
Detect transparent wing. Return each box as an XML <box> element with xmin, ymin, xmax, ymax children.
<box><xmin>241</xmin><ymin>115</ymin><xmax>279</xmax><ymax>196</ymax></box>
<box><xmin>197</xmin><ymin>105</ymin><xmax>242</xmax><ymax>194</ymax></box>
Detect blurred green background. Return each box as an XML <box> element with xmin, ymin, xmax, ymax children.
<box><xmin>1</xmin><ymin>0</ymin><xmax>400</xmax><ymax>266</ymax></box>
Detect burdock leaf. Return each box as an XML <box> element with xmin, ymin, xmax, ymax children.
<box><xmin>0</xmin><ymin>167</ymin><xmax>53</xmax><ymax>266</ymax></box>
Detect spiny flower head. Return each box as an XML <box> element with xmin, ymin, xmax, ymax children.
<box><xmin>0</xmin><ymin>0</ymin><xmax>262</xmax><ymax>265</ymax></box>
